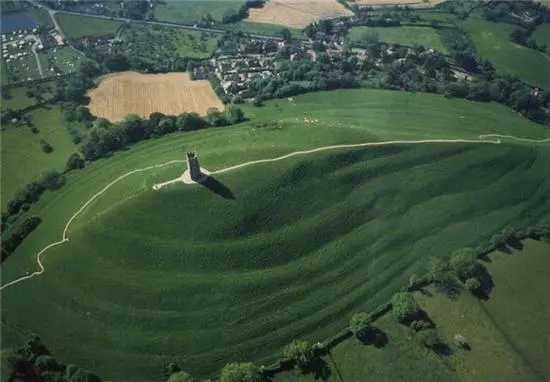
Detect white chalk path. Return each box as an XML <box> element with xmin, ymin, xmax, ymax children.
<box><xmin>1</xmin><ymin>134</ymin><xmax>549</xmax><ymax>291</ymax></box>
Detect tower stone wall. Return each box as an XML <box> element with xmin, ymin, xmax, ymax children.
<box><xmin>187</xmin><ymin>152</ymin><xmax>202</xmax><ymax>181</ymax></box>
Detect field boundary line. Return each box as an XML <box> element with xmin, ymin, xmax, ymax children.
<box><xmin>2</xmin><ymin>133</ymin><xmax>549</xmax><ymax>291</ymax></box>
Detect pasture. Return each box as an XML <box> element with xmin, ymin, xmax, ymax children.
<box><xmin>2</xmin><ymin>89</ymin><xmax>549</xmax><ymax>381</ymax></box>
<box><xmin>247</xmin><ymin>0</ymin><xmax>353</xmax><ymax>28</ymax></box>
<box><xmin>461</xmin><ymin>17</ymin><xmax>550</xmax><ymax>90</ymax></box>
<box><xmin>55</xmin><ymin>13</ymin><xmax>124</xmax><ymax>39</ymax></box>
<box><xmin>348</xmin><ymin>25</ymin><xmax>447</xmax><ymax>52</ymax></box>
<box><xmin>38</xmin><ymin>46</ymin><xmax>83</xmax><ymax>76</ymax></box>
<box><xmin>0</xmin><ymin>106</ymin><xmax>78</xmax><ymax>205</ymax></box>
<box><xmin>119</xmin><ymin>24</ymin><xmax>218</xmax><ymax>60</ymax></box>
<box><xmin>87</xmin><ymin>72</ymin><xmax>224</xmax><ymax>122</ymax></box>
<box><xmin>153</xmin><ymin>0</ymin><xmax>245</xmax><ymax>25</ymax></box>
<box><xmin>480</xmin><ymin>239</ymin><xmax>550</xmax><ymax>379</ymax></box>
<box><xmin>416</xmin><ymin>239</ymin><xmax>550</xmax><ymax>381</ymax></box>
<box><xmin>0</xmin><ymin>82</ymin><xmax>54</xmax><ymax>110</ymax></box>
<box><xmin>532</xmin><ymin>23</ymin><xmax>550</xmax><ymax>48</ymax></box>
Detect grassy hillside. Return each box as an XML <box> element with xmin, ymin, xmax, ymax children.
<box><xmin>55</xmin><ymin>13</ymin><xmax>124</xmax><ymax>39</ymax></box>
<box><xmin>153</xmin><ymin>0</ymin><xmax>244</xmax><ymax>25</ymax></box>
<box><xmin>348</xmin><ymin>26</ymin><xmax>448</xmax><ymax>53</ymax></box>
<box><xmin>461</xmin><ymin>17</ymin><xmax>550</xmax><ymax>89</ymax></box>
<box><xmin>1</xmin><ymin>106</ymin><xmax>78</xmax><ymax>204</ymax></box>
<box><xmin>1</xmin><ymin>89</ymin><xmax>549</xmax><ymax>381</ymax></box>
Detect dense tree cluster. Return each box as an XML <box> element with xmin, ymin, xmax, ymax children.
<box><xmin>5</xmin><ymin>171</ymin><xmax>65</xmax><ymax>217</ymax></box>
<box><xmin>3</xmin><ymin>334</ymin><xmax>101</xmax><ymax>382</ymax></box>
<box><xmin>483</xmin><ymin>0</ymin><xmax>550</xmax><ymax>25</ymax></box>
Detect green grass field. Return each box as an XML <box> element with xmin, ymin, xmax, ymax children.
<box><xmin>481</xmin><ymin>239</ymin><xmax>550</xmax><ymax>380</ymax></box>
<box><xmin>119</xmin><ymin>24</ymin><xmax>218</xmax><ymax>60</ymax></box>
<box><xmin>55</xmin><ymin>13</ymin><xmax>124</xmax><ymax>39</ymax></box>
<box><xmin>38</xmin><ymin>46</ymin><xmax>83</xmax><ymax>76</ymax></box>
<box><xmin>461</xmin><ymin>17</ymin><xmax>550</xmax><ymax>89</ymax></box>
<box><xmin>347</xmin><ymin>26</ymin><xmax>448</xmax><ymax>53</ymax></box>
<box><xmin>1</xmin><ymin>106</ymin><xmax>77</xmax><ymax>205</ymax></box>
<box><xmin>1</xmin><ymin>89</ymin><xmax>550</xmax><ymax>381</ymax></box>
<box><xmin>153</xmin><ymin>0</ymin><xmax>244</xmax><ymax>25</ymax></box>
<box><xmin>532</xmin><ymin>23</ymin><xmax>550</xmax><ymax>48</ymax></box>
<box><xmin>416</xmin><ymin>239</ymin><xmax>550</xmax><ymax>381</ymax></box>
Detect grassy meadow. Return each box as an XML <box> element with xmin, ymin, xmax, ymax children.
<box><xmin>1</xmin><ymin>106</ymin><xmax>78</xmax><ymax>205</ymax></box>
<box><xmin>348</xmin><ymin>26</ymin><xmax>448</xmax><ymax>52</ymax></box>
<box><xmin>153</xmin><ymin>0</ymin><xmax>245</xmax><ymax>25</ymax></box>
<box><xmin>1</xmin><ymin>89</ymin><xmax>549</xmax><ymax>381</ymax></box>
<box><xmin>461</xmin><ymin>17</ymin><xmax>550</xmax><ymax>89</ymax></box>
<box><xmin>55</xmin><ymin>13</ymin><xmax>125</xmax><ymax>39</ymax></box>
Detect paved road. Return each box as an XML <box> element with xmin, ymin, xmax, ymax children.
<box><xmin>30</xmin><ymin>1</ymin><xmax>282</xmax><ymax>41</ymax></box>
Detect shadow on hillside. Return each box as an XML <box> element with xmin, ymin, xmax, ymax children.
<box><xmin>302</xmin><ymin>357</ymin><xmax>332</xmax><ymax>380</ymax></box>
<box><xmin>358</xmin><ymin>327</ymin><xmax>389</xmax><ymax>348</ymax></box>
<box><xmin>200</xmin><ymin>176</ymin><xmax>235</xmax><ymax>200</ymax></box>
<box><xmin>472</xmin><ymin>265</ymin><xmax>495</xmax><ymax>301</ymax></box>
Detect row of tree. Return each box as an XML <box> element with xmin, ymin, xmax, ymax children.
<box><xmin>80</xmin><ymin>106</ymin><xmax>245</xmax><ymax>161</ymax></box>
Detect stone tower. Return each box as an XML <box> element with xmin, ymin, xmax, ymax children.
<box><xmin>186</xmin><ymin>152</ymin><xmax>202</xmax><ymax>181</ymax></box>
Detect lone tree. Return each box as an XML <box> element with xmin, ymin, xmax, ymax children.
<box><xmin>349</xmin><ymin>312</ymin><xmax>372</xmax><ymax>338</ymax></box>
<box><xmin>391</xmin><ymin>292</ymin><xmax>421</xmax><ymax>323</ymax></box>
<box><xmin>283</xmin><ymin>340</ymin><xmax>314</xmax><ymax>370</ymax></box>
<box><xmin>167</xmin><ymin>370</ymin><xmax>195</xmax><ymax>382</ymax></box>
<box><xmin>65</xmin><ymin>152</ymin><xmax>86</xmax><ymax>172</ymax></box>
<box><xmin>220</xmin><ymin>362</ymin><xmax>263</xmax><ymax>382</ymax></box>
<box><xmin>417</xmin><ymin>328</ymin><xmax>443</xmax><ymax>350</ymax></box>
<box><xmin>464</xmin><ymin>277</ymin><xmax>481</xmax><ymax>292</ymax></box>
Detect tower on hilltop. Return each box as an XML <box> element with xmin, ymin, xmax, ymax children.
<box><xmin>186</xmin><ymin>152</ymin><xmax>202</xmax><ymax>181</ymax></box>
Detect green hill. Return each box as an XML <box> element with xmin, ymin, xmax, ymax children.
<box><xmin>1</xmin><ymin>89</ymin><xmax>549</xmax><ymax>381</ymax></box>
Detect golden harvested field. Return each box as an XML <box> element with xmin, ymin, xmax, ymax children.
<box><xmin>348</xmin><ymin>0</ymin><xmax>446</xmax><ymax>8</ymax></box>
<box><xmin>247</xmin><ymin>0</ymin><xmax>353</xmax><ymax>28</ymax></box>
<box><xmin>87</xmin><ymin>72</ymin><xmax>224</xmax><ymax>122</ymax></box>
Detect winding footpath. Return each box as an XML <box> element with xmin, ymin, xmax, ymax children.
<box><xmin>2</xmin><ymin>134</ymin><xmax>550</xmax><ymax>291</ymax></box>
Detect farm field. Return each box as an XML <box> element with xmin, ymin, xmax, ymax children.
<box><xmin>0</xmin><ymin>106</ymin><xmax>78</xmax><ymax>205</ymax></box>
<box><xmin>153</xmin><ymin>0</ymin><xmax>244</xmax><ymax>25</ymax></box>
<box><xmin>348</xmin><ymin>25</ymin><xmax>447</xmax><ymax>52</ymax></box>
<box><xmin>119</xmin><ymin>24</ymin><xmax>218</xmax><ymax>60</ymax></box>
<box><xmin>461</xmin><ymin>18</ymin><xmax>550</xmax><ymax>90</ymax></box>
<box><xmin>2</xmin><ymin>89</ymin><xmax>550</xmax><ymax>381</ymax></box>
<box><xmin>38</xmin><ymin>46</ymin><xmax>83</xmax><ymax>76</ymax></box>
<box><xmin>87</xmin><ymin>71</ymin><xmax>224</xmax><ymax>122</ymax></box>
<box><xmin>247</xmin><ymin>0</ymin><xmax>353</xmax><ymax>28</ymax></box>
<box><xmin>55</xmin><ymin>13</ymin><xmax>124</xmax><ymax>39</ymax></box>
<box><xmin>532</xmin><ymin>23</ymin><xmax>550</xmax><ymax>48</ymax></box>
